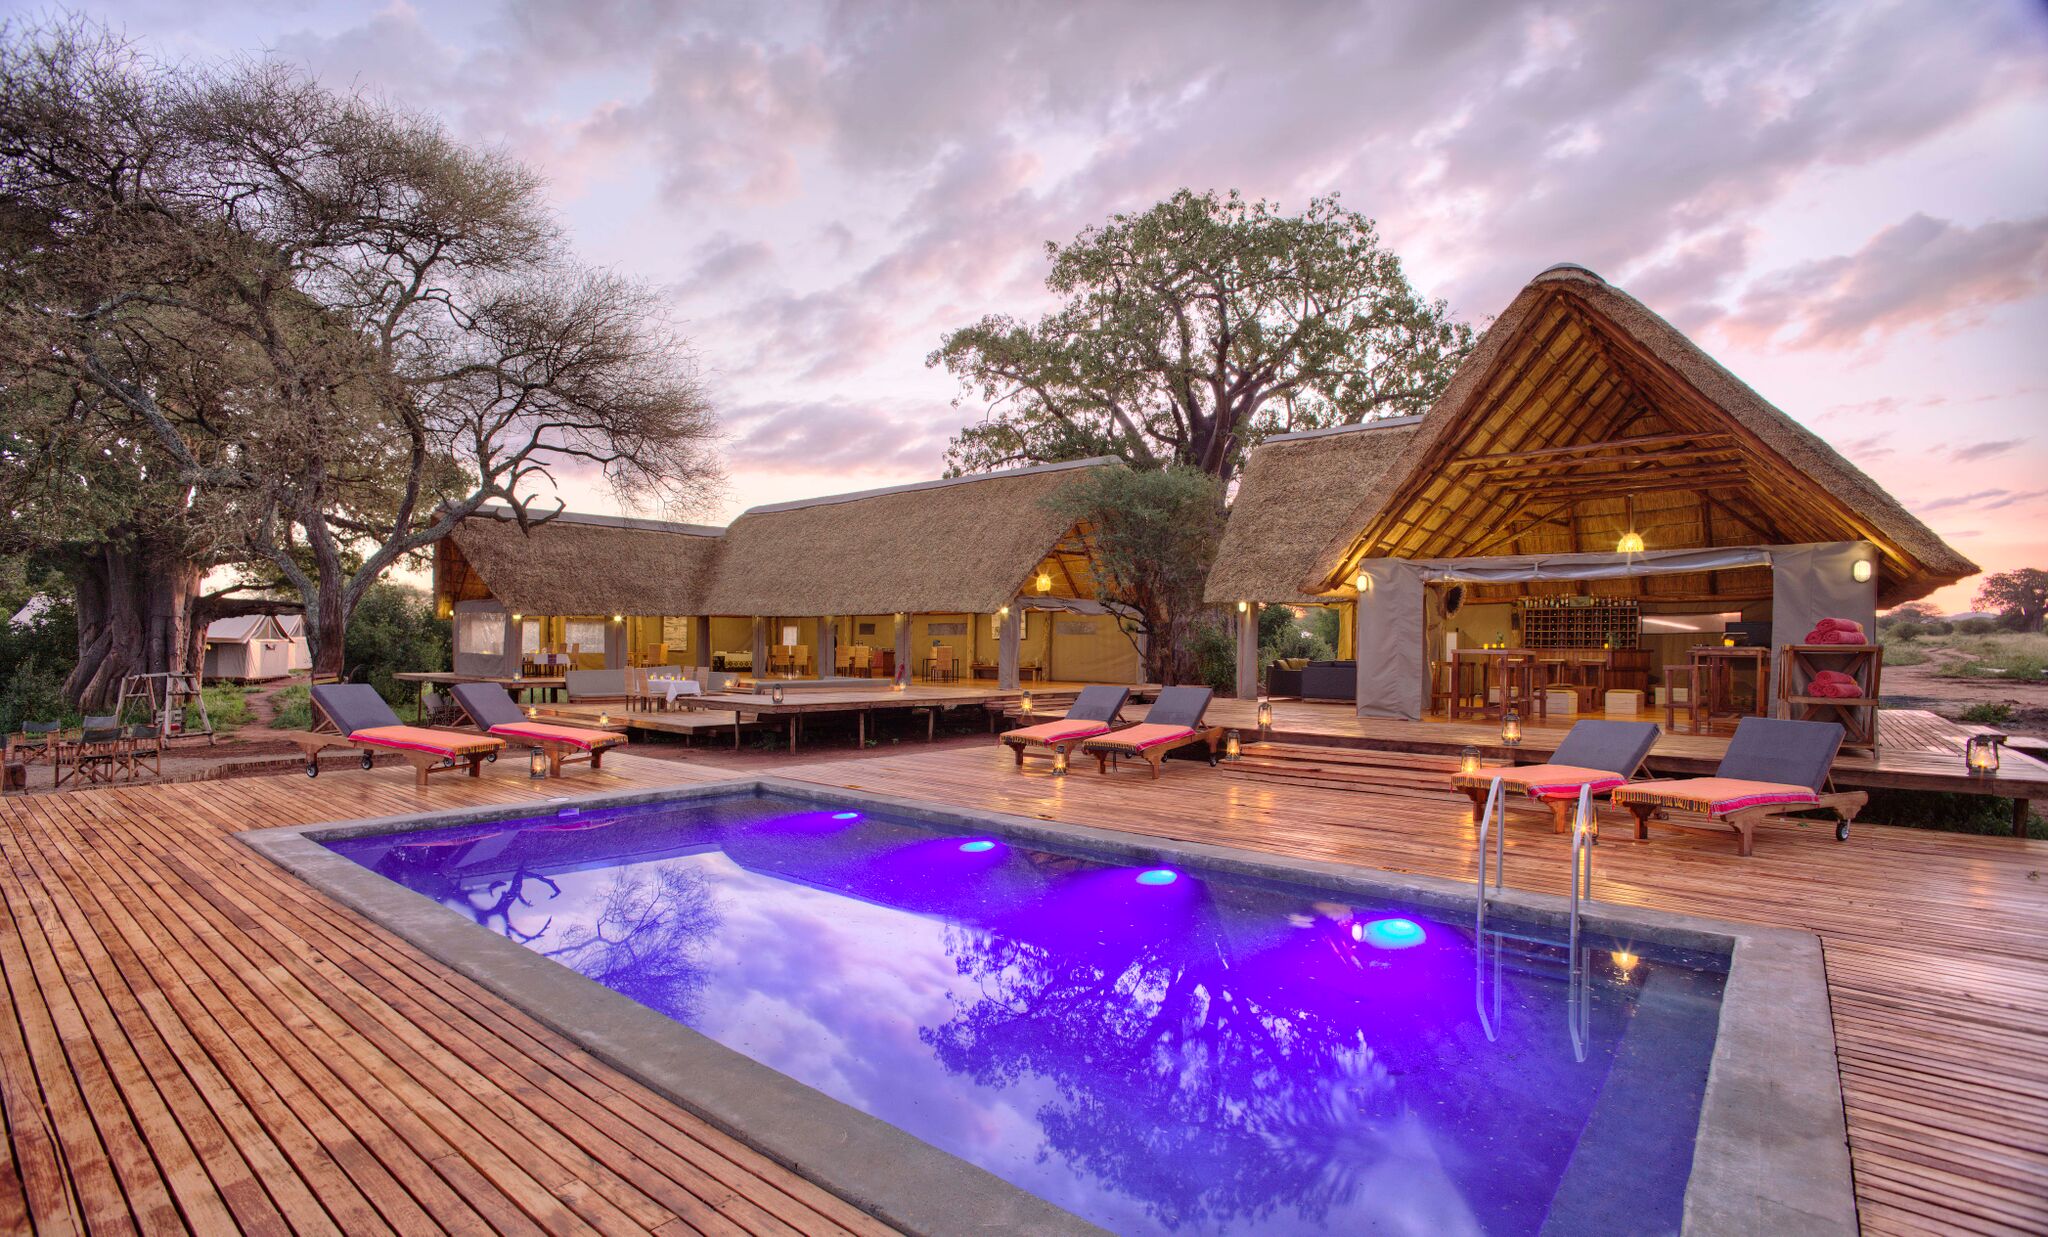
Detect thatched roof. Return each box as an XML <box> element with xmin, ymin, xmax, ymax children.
<box><xmin>440</xmin><ymin>459</ymin><xmax>1118</xmax><ymax>617</ymax></box>
<box><xmin>1203</xmin><ymin>419</ymin><xmax>1421</xmax><ymax>604</ymax></box>
<box><xmin>447</xmin><ymin>510</ymin><xmax>725</xmax><ymax>616</ymax></box>
<box><xmin>704</xmin><ymin>458</ymin><xmax>1115</xmax><ymax>615</ymax></box>
<box><xmin>1219</xmin><ymin>264</ymin><xmax>1974</xmax><ymax>608</ymax></box>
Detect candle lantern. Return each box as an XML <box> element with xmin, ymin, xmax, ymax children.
<box><xmin>1501</xmin><ymin>708</ymin><xmax>1522</xmax><ymax>747</ymax></box>
<box><xmin>528</xmin><ymin>747</ymin><xmax>548</xmax><ymax>779</ymax></box>
<box><xmin>1722</xmin><ymin>634</ymin><xmax>1737</xmax><ymax>648</ymax></box>
<box><xmin>1051</xmin><ymin>747</ymin><xmax>1069</xmax><ymax>777</ymax></box>
<box><xmin>1020</xmin><ymin>690</ymin><xmax>1034</xmax><ymax>717</ymax></box>
<box><xmin>1256</xmin><ymin>696</ymin><xmax>1273</xmax><ymax>738</ymax></box>
<box><xmin>1224</xmin><ymin>729</ymin><xmax>1242</xmax><ymax>762</ymax></box>
<box><xmin>525</xmin><ymin>705</ymin><xmax>537</xmax><ymax>719</ymax></box>
<box><xmin>598</xmin><ymin>710</ymin><xmax>610</xmax><ymax>727</ymax></box>
<box><xmin>770</xmin><ymin>684</ymin><xmax>785</xmax><ymax>706</ymax></box>
<box><xmin>1036</xmin><ymin>571</ymin><xmax>1053</xmax><ymax>594</ymax></box>
<box><xmin>1966</xmin><ymin>733</ymin><xmax>2004</xmax><ymax>777</ymax></box>
<box><xmin>1458</xmin><ymin>745</ymin><xmax>1482</xmax><ymax>775</ymax></box>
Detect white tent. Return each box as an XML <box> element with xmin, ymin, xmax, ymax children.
<box><xmin>202</xmin><ymin>615</ymin><xmax>295</xmax><ymax>681</ymax></box>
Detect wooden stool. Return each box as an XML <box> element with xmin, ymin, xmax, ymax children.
<box><xmin>1664</xmin><ymin>663</ymin><xmax>1702</xmax><ymax>733</ymax></box>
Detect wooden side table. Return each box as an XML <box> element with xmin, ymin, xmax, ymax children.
<box><xmin>1691</xmin><ymin>646</ymin><xmax>1770</xmax><ymax>731</ymax></box>
<box><xmin>1663</xmin><ymin>663</ymin><xmax>1703</xmax><ymax>734</ymax></box>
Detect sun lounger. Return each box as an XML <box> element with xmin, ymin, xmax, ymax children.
<box><xmin>1080</xmin><ymin>686</ymin><xmax>1224</xmax><ymax>779</ymax></box>
<box><xmin>295</xmin><ymin>683</ymin><xmax>504</xmax><ymax>788</ymax></box>
<box><xmin>450</xmin><ymin>682</ymin><xmax>625</xmax><ymax>778</ymax></box>
<box><xmin>1610</xmin><ymin>717</ymin><xmax>1865</xmax><ymax>855</ymax></box>
<box><xmin>1449</xmin><ymin>720</ymin><xmax>1661</xmax><ymax>832</ymax></box>
<box><xmin>999</xmin><ymin>686</ymin><xmax>1130</xmax><ymax>768</ymax></box>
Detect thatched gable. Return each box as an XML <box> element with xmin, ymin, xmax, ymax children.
<box><xmin>1202</xmin><ymin>419</ymin><xmax>1421</xmax><ymax>604</ymax></box>
<box><xmin>1221</xmin><ymin>264</ymin><xmax>1973</xmax><ymax>608</ymax></box>
<box><xmin>446</xmin><ymin>510</ymin><xmax>725</xmax><ymax>616</ymax></box>
<box><xmin>703</xmin><ymin>458</ymin><xmax>1116</xmax><ymax>616</ymax></box>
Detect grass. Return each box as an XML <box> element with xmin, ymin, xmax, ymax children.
<box><xmin>189</xmin><ymin>683</ymin><xmax>250</xmax><ymax>733</ymax></box>
<box><xmin>1942</xmin><ymin>631</ymin><xmax>2048</xmax><ymax>680</ymax></box>
<box><xmin>268</xmin><ymin>685</ymin><xmax>312</xmax><ymax>731</ymax></box>
<box><xmin>1881</xmin><ymin>641</ymin><xmax>1930</xmax><ymax>667</ymax></box>
<box><xmin>1958</xmin><ymin>701</ymin><xmax>2015</xmax><ymax>725</ymax></box>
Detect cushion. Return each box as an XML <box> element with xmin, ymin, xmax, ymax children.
<box><xmin>487</xmin><ymin>722</ymin><xmax>625</xmax><ymax>752</ymax></box>
<box><xmin>350</xmin><ymin>725</ymin><xmax>502</xmax><ymax>758</ymax></box>
<box><xmin>1083</xmin><ymin>723</ymin><xmax>1195</xmax><ymax>753</ymax></box>
<box><xmin>1612</xmin><ymin>777</ymin><xmax>1821</xmax><ymax>816</ymax></box>
<box><xmin>1003</xmin><ymin>719</ymin><xmax>1112</xmax><ymax>745</ymax></box>
<box><xmin>1451</xmin><ymin>764</ymin><xmax>1629</xmax><ymax>801</ymax></box>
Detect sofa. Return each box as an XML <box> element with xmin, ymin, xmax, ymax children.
<box><xmin>1267</xmin><ymin>659</ymin><xmax>1355</xmax><ymax>702</ymax></box>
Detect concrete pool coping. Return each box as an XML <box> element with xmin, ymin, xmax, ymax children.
<box><xmin>238</xmin><ymin>775</ymin><xmax>1856</xmax><ymax>1237</ymax></box>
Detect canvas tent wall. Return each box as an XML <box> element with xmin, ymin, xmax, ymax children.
<box><xmin>202</xmin><ymin>615</ymin><xmax>295</xmax><ymax>681</ymax></box>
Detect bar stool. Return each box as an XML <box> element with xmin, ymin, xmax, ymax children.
<box><xmin>1663</xmin><ymin>663</ymin><xmax>1702</xmax><ymax>734</ymax></box>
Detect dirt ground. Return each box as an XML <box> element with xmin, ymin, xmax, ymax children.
<box><xmin>1880</xmin><ymin>645</ymin><xmax>2048</xmax><ymax>739</ymax></box>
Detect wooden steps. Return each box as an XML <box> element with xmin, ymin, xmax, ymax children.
<box><xmin>1221</xmin><ymin>742</ymin><xmax>1475</xmax><ymax>802</ymax></box>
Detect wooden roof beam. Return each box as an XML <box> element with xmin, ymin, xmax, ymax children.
<box><xmin>1448</xmin><ymin>430</ymin><xmax>1735</xmax><ymax>468</ymax></box>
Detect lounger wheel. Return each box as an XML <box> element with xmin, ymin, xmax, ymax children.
<box><xmin>361</xmin><ymin>752</ymin><xmax>374</xmax><ymax>770</ymax></box>
<box><xmin>486</xmin><ymin>750</ymin><xmax>497</xmax><ymax>763</ymax></box>
<box><xmin>1835</xmin><ymin>820</ymin><xmax>1850</xmax><ymax>842</ymax></box>
<box><xmin>305</xmin><ymin>760</ymin><xmax>319</xmax><ymax>778</ymax></box>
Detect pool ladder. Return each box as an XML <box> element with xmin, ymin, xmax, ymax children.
<box><xmin>1474</xmin><ymin>778</ymin><xmax>1597</xmax><ymax>1060</ymax></box>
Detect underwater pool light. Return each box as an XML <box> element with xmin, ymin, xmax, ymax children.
<box><xmin>1136</xmin><ymin>868</ymin><xmax>1179</xmax><ymax>886</ymax></box>
<box><xmin>958</xmin><ymin>839</ymin><xmax>996</xmax><ymax>853</ymax></box>
<box><xmin>831</xmin><ymin>811</ymin><xmax>860</xmax><ymax>820</ymax></box>
<box><xmin>1354</xmin><ymin>917</ymin><xmax>1426</xmax><ymax>949</ymax></box>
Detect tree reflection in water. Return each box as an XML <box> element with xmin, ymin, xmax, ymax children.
<box><xmin>921</xmin><ymin>915</ymin><xmax>1410</xmax><ymax>1232</ymax></box>
<box><xmin>544</xmin><ymin>866</ymin><xmax>720</xmax><ymax>1021</ymax></box>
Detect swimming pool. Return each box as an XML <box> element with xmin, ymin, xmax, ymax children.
<box><xmin>313</xmin><ymin>789</ymin><xmax>1732</xmax><ymax>1235</ymax></box>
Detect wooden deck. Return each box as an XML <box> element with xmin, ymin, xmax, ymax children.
<box><xmin>1</xmin><ymin>744</ymin><xmax>2043</xmax><ymax>1233</ymax></box>
<box><xmin>1196</xmin><ymin>699</ymin><xmax>2048</xmax><ymax>827</ymax></box>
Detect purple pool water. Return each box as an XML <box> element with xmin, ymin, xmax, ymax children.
<box><xmin>326</xmin><ymin>793</ymin><xmax>1726</xmax><ymax>1235</ymax></box>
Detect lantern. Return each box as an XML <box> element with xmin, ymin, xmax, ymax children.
<box><xmin>1722</xmin><ymin>634</ymin><xmax>1737</xmax><ymax>648</ymax></box>
<box><xmin>1966</xmin><ymin>733</ymin><xmax>2003</xmax><ymax>777</ymax></box>
<box><xmin>1458</xmin><ymin>745</ymin><xmax>1482</xmax><ymax>775</ymax></box>
<box><xmin>1611</xmin><ymin>949</ymin><xmax>1639</xmax><ymax>974</ymax></box>
<box><xmin>1616</xmin><ymin>496</ymin><xmax>1644</xmax><ymax>554</ymax></box>
<box><xmin>771</xmin><ymin>684</ymin><xmax>785</xmax><ymax>705</ymax></box>
<box><xmin>598</xmin><ymin>710</ymin><xmax>610</xmax><ymax>727</ymax></box>
<box><xmin>1501</xmin><ymin>708</ymin><xmax>1522</xmax><ymax>747</ymax></box>
<box><xmin>1020</xmin><ymin>690</ymin><xmax>1033</xmax><ymax>717</ymax></box>
<box><xmin>1224</xmin><ymin>729</ymin><xmax>1242</xmax><ymax>762</ymax></box>
<box><xmin>528</xmin><ymin>747</ymin><xmax>547</xmax><ymax>779</ymax></box>
<box><xmin>1256</xmin><ymin>696</ymin><xmax>1273</xmax><ymax>737</ymax></box>
<box><xmin>1051</xmin><ymin>747</ymin><xmax>1069</xmax><ymax>777</ymax></box>
<box><xmin>525</xmin><ymin>705</ymin><xmax>537</xmax><ymax>719</ymax></box>
<box><xmin>1036</xmin><ymin>571</ymin><xmax>1053</xmax><ymax>594</ymax></box>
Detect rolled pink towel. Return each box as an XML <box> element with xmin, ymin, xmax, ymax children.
<box><xmin>1811</xmin><ymin>617</ymin><xmax>1866</xmax><ymax>638</ymax></box>
<box><xmin>1807</xmin><ymin>670</ymin><xmax>1863</xmax><ymax>698</ymax></box>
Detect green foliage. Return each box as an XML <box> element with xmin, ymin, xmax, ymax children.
<box><xmin>1957</xmin><ymin>702</ymin><xmax>2014</xmax><ymax>725</ymax></box>
<box><xmin>935</xmin><ymin>189</ymin><xmax>1472</xmax><ymax>481</ymax></box>
<box><xmin>1258</xmin><ymin>604</ymin><xmax>1335</xmax><ymax>667</ymax></box>
<box><xmin>1886</xmin><ymin>622</ymin><xmax>1927</xmax><ymax>642</ymax></box>
<box><xmin>191</xmin><ymin>683</ymin><xmax>250</xmax><ymax>733</ymax></box>
<box><xmin>1864</xmin><ymin>788</ymin><xmax>2044</xmax><ymax>840</ymax></box>
<box><xmin>1974</xmin><ymin>568</ymin><xmax>2048</xmax><ymax>632</ymax></box>
<box><xmin>1305</xmin><ymin>605</ymin><xmax>1341</xmax><ymax>653</ymax></box>
<box><xmin>1043</xmin><ymin>467</ymin><xmax>1229</xmax><ymax>685</ymax></box>
<box><xmin>344</xmin><ymin>583</ymin><xmax>452</xmax><ymax>702</ymax></box>
<box><xmin>0</xmin><ymin>587</ymin><xmax>79</xmax><ymax>735</ymax></box>
<box><xmin>269</xmin><ymin>685</ymin><xmax>312</xmax><ymax>732</ymax></box>
<box><xmin>1956</xmin><ymin>617</ymin><xmax>1999</xmax><ymax>635</ymax></box>
<box><xmin>1879</xmin><ymin>601</ymin><xmax>1941</xmax><ymax>629</ymax></box>
<box><xmin>1943</xmin><ymin>631</ymin><xmax>2048</xmax><ymax>680</ymax></box>
<box><xmin>1880</xmin><ymin>642</ymin><xmax>1929</xmax><ymax>667</ymax></box>
<box><xmin>1187</xmin><ymin>619</ymin><xmax>1238</xmax><ymax>695</ymax></box>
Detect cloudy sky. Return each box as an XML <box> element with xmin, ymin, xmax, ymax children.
<box><xmin>54</xmin><ymin>0</ymin><xmax>2048</xmax><ymax>609</ymax></box>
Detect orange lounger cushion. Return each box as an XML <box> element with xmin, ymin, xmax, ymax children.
<box><xmin>1084</xmin><ymin>723</ymin><xmax>1195</xmax><ymax>754</ymax></box>
<box><xmin>487</xmin><ymin>722</ymin><xmax>625</xmax><ymax>752</ymax></box>
<box><xmin>350</xmin><ymin>725</ymin><xmax>502</xmax><ymax>759</ymax></box>
<box><xmin>1611</xmin><ymin>777</ymin><xmax>1821</xmax><ymax>816</ymax></box>
<box><xmin>1450</xmin><ymin>764</ymin><xmax>1628</xmax><ymax>801</ymax></box>
<box><xmin>1003</xmin><ymin>719</ymin><xmax>1112</xmax><ymax>745</ymax></box>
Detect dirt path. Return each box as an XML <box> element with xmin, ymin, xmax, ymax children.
<box><xmin>1882</xmin><ymin>645</ymin><xmax>2048</xmax><ymax>738</ymax></box>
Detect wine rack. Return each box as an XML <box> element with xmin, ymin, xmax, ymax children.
<box><xmin>1518</xmin><ymin>598</ymin><xmax>1641</xmax><ymax>650</ymax></box>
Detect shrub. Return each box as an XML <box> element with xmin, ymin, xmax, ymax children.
<box><xmin>344</xmin><ymin>583</ymin><xmax>451</xmax><ymax>701</ymax></box>
<box><xmin>1187</xmin><ymin>618</ymin><xmax>1237</xmax><ymax>695</ymax></box>
<box><xmin>1887</xmin><ymin>622</ymin><xmax>1926</xmax><ymax>642</ymax></box>
<box><xmin>1957</xmin><ymin>702</ymin><xmax>2015</xmax><ymax>725</ymax></box>
<box><xmin>1956</xmin><ymin>618</ymin><xmax>1999</xmax><ymax>636</ymax></box>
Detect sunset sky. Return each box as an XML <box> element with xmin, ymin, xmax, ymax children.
<box><xmin>65</xmin><ymin>0</ymin><xmax>2048</xmax><ymax>612</ymax></box>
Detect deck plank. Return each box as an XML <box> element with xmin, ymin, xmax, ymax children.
<box><xmin>1</xmin><ymin>740</ymin><xmax>2043</xmax><ymax>1234</ymax></box>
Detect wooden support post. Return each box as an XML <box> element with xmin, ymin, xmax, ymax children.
<box><xmin>818</xmin><ymin>615</ymin><xmax>836</xmax><ymax>682</ymax></box>
<box><xmin>751</xmin><ymin>618</ymin><xmax>768</xmax><ymax>678</ymax></box>
<box><xmin>692</xmin><ymin>615</ymin><xmax>711</xmax><ymax>672</ymax></box>
<box><xmin>998</xmin><ymin>604</ymin><xmax>1022</xmax><ymax>691</ymax></box>
<box><xmin>1235</xmin><ymin>603</ymin><xmax>1259</xmax><ymax>699</ymax></box>
<box><xmin>894</xmin><ymin>614</ymin><xmax>912</xmax><ymax>684</ymax></box>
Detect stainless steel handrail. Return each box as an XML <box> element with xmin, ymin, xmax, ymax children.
<box><xmin>1567</xmin><ymin>782</ymin><xmax>1596</xmax><ymax>1062</ymax></box>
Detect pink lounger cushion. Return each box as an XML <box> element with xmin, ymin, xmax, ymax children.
<box><xmin>350</xmin><ymin>725</ymin><xmax>502</xmax><ymax>758</ymax></box>
<box><xmin>1451</xmin><ymin>764</ymin><xmax>1629</xmax><ymax>801</ymax></box>
<box><xmin>1003</xmin><ymin>719</ymin><xmax>1112</xmax><ymax>745</ymax></box>
<box><xmin>1084</xmin><ymin>723</ymin><xmax>1196</xmax><ymax>753</ymax></box>
<box><xmin>487</xmin><ymin>722</ymin><xmax>625</xmax><ymax>752</ymax></box>
<box><xmin>1611</xmin><ymin>777</ymin><xmax>1821</xmax><ymax>816</ymax></box>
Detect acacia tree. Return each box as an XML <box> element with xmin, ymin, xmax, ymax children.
<box><xmin>1975</xmin><ymin>569</ymin><xmax>2048</xmax><ymax>632</ymax></box>
<box><xmin>1044</xmin><ymin>467</ymin><xmax>1227</xmax><ymax>685</ymax></box>
<box><xmin>0</xmin><ymin>22</ymin><xmax>721</xmax><ymax>679</ymax></box>
<box><xmin>933</xmin><ymin>189</ymin><xmax>1472</xmax><ymax>485</ymax></box>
